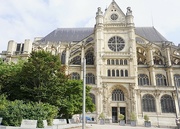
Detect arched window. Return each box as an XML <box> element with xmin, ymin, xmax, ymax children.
<box><xmin>70</xmin><ymin>72</ymin><xmax>80</xmax><ymax>80</ymax></box>
<box><xmin>124</xmin><ymin>59</ymin><xmax>127</xmax><ymax>65</ymax></box>
<box><xmin>108</xmin><ymin>70</ymin><xmax>111</xmax><ymax>76</ymax></box>
<box><xmin>86</xmin><ymin>73</ymin><xmax>95</xmax><ymax>84</ymax></box>
<box><xmin>161</xmin><ymin>95</ymin><xmax>175</xmax><ymax>113</ymax></box>
<box><xmin>112</xmin><ymin>89</ymin><xmax>124</xmax><ymax>101</ymax></box>
<box><xmin>116</xmin><ymin>59</ymin><xmax>119</xmax><ymax>65</ymax></box>
<box><xmin>112</xmin><ymin>70</ymin><xmax>115</xmax><ymax>76</ymax></box>
<box><xmin>70</xmin><ymin>56</ymin><xmax>81</xmax><ymax>65</ymax></box>
<box><xmin>61</xmin><ymin>50</ymin><xmax>66</xmax><ymax>64</ymax></box>
<box><xmin>125</xmin><ymin>70</ymin><xmax>128</xmax><ymax>77</ymax></box>
<box><xmin>90</xmin><ymin>93</ymin><xmax>95</xmax><ymax>105</ymax></box>
<box><xmin>111</xmin><ymin>59</ymin><xmax>115</xmax><ymax>65</ymax></box>
<box><xmin>174</xmin><ymin>74</ymin><xmax>180</xmax><ymax>87</ymax></box>
<box><xmin>156</xmin><ymin>74</ymin><xmax>167</xmax><ymax>86</ymax></box>
<box><xmin>116</xmin><ymin>70</ymin><xmax>119</xmax><ymax>77</ymax></box>
<box><xmin>107</xmin><ymin>59</ymin><xmax>110</xmax><ymax>65</ymax></box>
<box><xmin>138</xmin><ymin>74</ymin><xmax>149</xmax><ymax>86</ymax></box>
<box><xmin>121</xmin><ymin>70</ymin><xmax>124</xmax><ymax>77</ymax></box>
<box><xmin>142</xmin><ymin>94</ymin><xmax>156</xmax><ymax>112</ymax></box>
<box><xmin>86</xmin><ymin>52</ymin><xmax>94</xmax><ymax>65</ymax></box>
<box><xmin>120</xmin><ymin>59</ymin><xmax>123</xmax><ymax>65</ymax></box>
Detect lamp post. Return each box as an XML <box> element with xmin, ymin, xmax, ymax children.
<box><xmin>175</xmin><ymin>77</ymin><xmax>180</xmax><ymax>129</ymax></box>
<box><xmin>82</xmin><ymin>58</ymin><xmax>86</xmax><ymax>129</ymax></box>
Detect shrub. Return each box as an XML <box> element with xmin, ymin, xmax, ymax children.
<box><xmin>0</xmin><ymin>96</ymin><xmax>58</xmax><ymax>128</ymax></box>
<box><xmin>118</xmin><ymin>114</ymin><xmax>124</xmax><ymax>120</ymax></box>
<box><xmin>144</xmin><ymin>114</ymin><xmax>149</xmax><ymax>121</ymax></box>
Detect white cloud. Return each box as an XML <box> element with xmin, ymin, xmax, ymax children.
<box><xmin>0</xmin><ymin>0</ymin><xmax>180</xmax><ymax>53</ymax></box>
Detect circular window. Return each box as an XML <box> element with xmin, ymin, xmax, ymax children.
<box><xmin>111</xmin><ymin>13</ymin><xmax>118</xmax><ymax>20</ymax></box>
<box><xmin>108</xmin><ymin>36</ymin><xmax>125</xmax><ymax>52</ymax></box>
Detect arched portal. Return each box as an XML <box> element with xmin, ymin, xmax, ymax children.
<box><xmin>107</xmin><ymin>85</ymin><xmax>129</xmax><ymax>123</ymax></box>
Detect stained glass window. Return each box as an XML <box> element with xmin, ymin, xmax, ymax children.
<box><xmin>161</xmin><ymin>95</ymin><xmax>175</xmax><ymax>113</ymax></box>
<box><xmin>138</xmin><ymin>74</ymin><xmax>149</xmax><ymax>86</ymax></box>
<box><xmin>112</xmin><ymin>89</ymin><xmax>124</xmax><ymax>101</ymax></box>
<box><xmin>142</xmin><ymin>94</ymin><xmax>156</xmax><ymax>112</ymax></box>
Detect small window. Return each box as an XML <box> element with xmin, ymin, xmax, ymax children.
<box><xmin>108</xmin><ymin>70</ymin><xmax>111</xmax><ymax>76</ymax></box>
<box><xmin>112</xmin><ymin>70</ymin><xmax>115</xmax><ymax>76</ymax></box>
<box><xmin>120</xmin><ymin>59</ymin><xmax>123</xmax><ymax>65</ymax></box>
<box><xmin>121</xmin><ymin>70</ymin><xmax>124</xmax><ymax>77</ymax></box>
<box><xmin>124</xmin><ymin>59</ymin><xmax>127</xmax><ymax>65</ymax></box>
<box><xmin>107</xmin><ymin>59</ymin><xmax>110</xmax><ymax>65</ymax></box>
<box><xmin>116</xmin><ymin>59</ymin><xmax>119</xmax><ymax>65</ymax></box>
<box><xmin>111</xmin><ymin>59</ymin><xmax>115</xmax><ymax>65</ymax></box>
<box><xmin>125</xmin><ymin>70</ymin><xmax>128</xmax><ymax>77</ymax></box>
<box><xmin>116</xmin><ymin>70</ymin><xmax>119</xmax><ymax>77</ymax></box>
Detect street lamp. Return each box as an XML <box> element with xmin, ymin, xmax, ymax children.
<box><xmin>82</xmin><ymin>58</ymin><xmax>86</xmax><ymax>129</ymax></box>
<box><xmin>175</xmin><ymin>76</ymin><xmax>180</xmax><ymax>129</ymax></box>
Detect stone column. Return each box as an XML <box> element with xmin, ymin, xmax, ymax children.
<box><xmin>166</xmin><ymin>47</ymin><xmax>171</xmax><ymax>66</ymax></box>
<box><xmin>149</xmin><ymin>67</ymin><xmax>156</xmax><ymax>86</ymax></box>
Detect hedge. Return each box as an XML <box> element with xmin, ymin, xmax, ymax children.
<box><xmin>0</xmin><ymin>95</ymin><xmax>58</xmax><ymax>128</ymax></box>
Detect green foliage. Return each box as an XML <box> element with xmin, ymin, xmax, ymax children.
<box><xmin>0</xmin><ymin>51</ymin><xmax>95</xmax><ymax>121</ymax></box>
<box><xmin>0</xmin><ymin>95</ymin><xmax>58</xmax><ymax>128</ymax></box>
<box><xmin>58</xmin><ymin>80</ymin><xmax>95</xmax><ymax>119</ymax></box>
<box><xmin>0</xmin><ymin>60</ymin><xmax>24</xmax><ymax>99</ymax></box>
<box><xmin>98</xmin><ymin>112</ymin><xmax>105</xmax><ymax>119</ymax></box>
<box><xmin>144</xmin><ymin>114</ymin><xmax>149</xmax><ymax>121</ymax></box>
<box><xmin>118</xmin><ymin>114</ymin><xmax>124</xmax><ymax>120</ymax></box>
<box><xmin>130</xmin><ymin>112</ymin><xmax>136</xmax><ymax>121</ymax></box>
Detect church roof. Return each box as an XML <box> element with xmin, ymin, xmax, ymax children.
<box><xmin>41</xmin><ymin>27</ymin><xmax>168</xmax><ymax>42</ymax></box>
<box><xmin>135</xmin><ymin>27</ymin><xmax>168</xmax><ymax>42</ymax></box>
<box><xmin>41</xmin><ymin>28</ymin><xmax>94</xmax><ymax>42</ymax></box>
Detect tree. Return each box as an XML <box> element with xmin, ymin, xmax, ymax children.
<box><xmin>59</xmin><ymin>80</ymin><xmax>95</xmax><ymax>119</ymax></box>
<box><xmin>19</xmin><ymin>50</ymin><xmax>67</xmax><ymax>103</ymax></box>
<box><xmin>0</xmin><ymin>59</ymin><xmax>24</xmax><ymax>100</ymax></box>
<box><xmin>0</xmin><ymin>51</ymin><xmax>95</xmax><ymax>119</ymax></box>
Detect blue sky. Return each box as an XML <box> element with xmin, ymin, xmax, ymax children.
<box><xmin>0</xmin><ymin>0</ymin><xmax>180</xmax><ymax>52</ymax></box>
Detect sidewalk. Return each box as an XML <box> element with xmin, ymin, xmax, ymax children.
<box><xmin>68</xmin><ymin>123</ymin><xmax>175</xmax><ymax>129</ymax></box>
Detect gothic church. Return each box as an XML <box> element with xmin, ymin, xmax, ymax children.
<box><xmin>1</xmin><ymin>0</ymin><xmax>180</xmax><ymax>126</ymax></box>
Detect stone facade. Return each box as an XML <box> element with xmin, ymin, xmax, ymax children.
<box><xmin>1</xmin><ymin>0</ymin><xmax>180</xmax><ymax>127</ymax></box>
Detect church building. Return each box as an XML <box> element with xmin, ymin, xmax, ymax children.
<box><xmin>1</xmin><ymin>0</ymin><xmax>180</xmax><ymax>126</ymax></box>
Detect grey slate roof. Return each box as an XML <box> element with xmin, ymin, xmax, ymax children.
<box><xmin>135</xmin><ymin>27</ymin><xmax>168</xmax><ymax>42</ymax></box>
<box><xmin>41</xmin><ymin>27</ymin><xmax>168</xmax><ymax>42</ymax></box>
<box><xmin>41</xmin><ymin>28</ymin><xmax>94</xmax><ymax>42</ymax></box>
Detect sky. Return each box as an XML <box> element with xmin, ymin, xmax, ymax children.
<box><xmin>0</xmin><ymin>0</ymin><xmax>180</xmax><ymax>53</ymax></box>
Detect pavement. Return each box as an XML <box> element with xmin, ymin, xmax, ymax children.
<box><xmin>68</xmin><ymin>123</ymin><xmax>175</xmax><ymax>129</ymax></box>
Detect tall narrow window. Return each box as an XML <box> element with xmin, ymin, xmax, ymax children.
<box><xmin>61</xmin><ymin>50</ymin><xmax>66</xmax><ymax>64</ymax></box>
<box><xmin>142</xmin><ymin>94</ymin><xmax>156</xmax><ymax>112</ymax></box>
<box><xmin>174</xmin><ymin>74</ymin><xmax>180</xmax><ymax>87</ymax></box>
<box><xmin>125</xmin><ymin>70</ymin><xmax>128</xmax><ymax>77</ymax></box>
<box><xmin>121</xmin><ymin>70</ymin><xmax>124</xmax><ymax>77</ymax></box>
<box><xmin>124</xmin><ymin>59</ymin><xmax>127</xmax><ymax>65</ymax></box>
<box><xmin>116</xmin><ymin>70</ymin><xmax>119</xmax><ymax>77</ymax></box>
<box><xmin>111</xmin><ymin>59</ymin><xmax>115</xmax><ymax>65</ymax></box>
<box><xmin>86</xmin><ymin>73</ymin><xmax>95</xmax><ymax>84</ymax></box>
<box><xmin>108</xmin><ymin>70</ymin><xmax>111</xmax><ymax>76</ymax></box>
<box><xmin>161</xmin><ymin>95</ymin><xmax>175</xmax><ymax>113</ymax></box>
<box><xmin>156</xmin><ymin>74</ymin><xmax>167</xmax><ymax>86</ymax></box>
<box><xmin>112</xmin><ymin>89</ymin><xmax>124</xmax><ymax>101</ymax></box>
<box><xmin>107</xmin><ymin>59</ymin><xmax>110</xmax><ymax>65</ymax></box>
<box><xmin>116</xmin><ymin>59</ymin><xmax>119</xmax><ymax>65</ymax></box>
<box><xmin>86</xmin><ymin>52</ymin><xmax>94</xmax><ymax>65</ymax></box>
<box><xmin>120</xmin><ymin>59</ymin><xmax>123</xmax><ymax>65</ymax></box>
<box><xmin>112</xmin><ymin>70</ymin><xmax>115</xmax><ymax>76</ymax></box>
<box><xmin>138</xmin><ymin>74</ymin><xmax>149</xmax><ymax>86</ymax></box>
